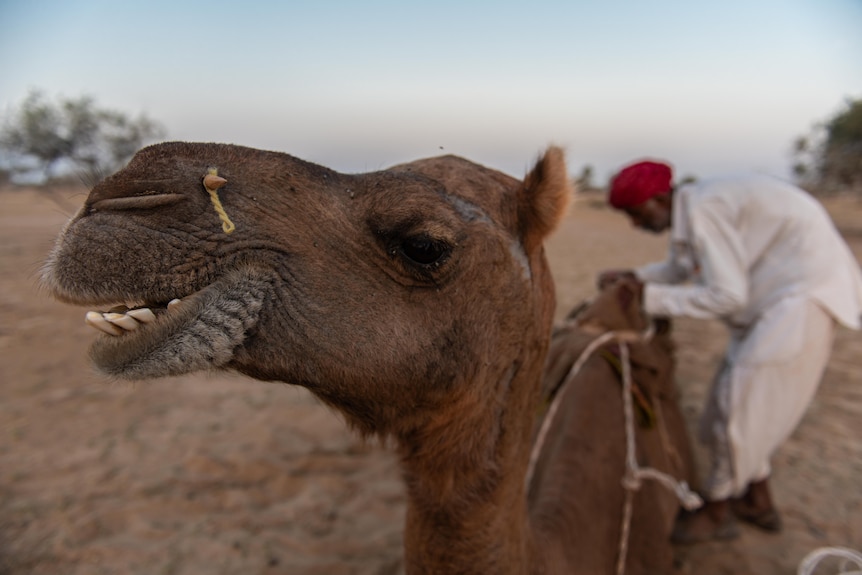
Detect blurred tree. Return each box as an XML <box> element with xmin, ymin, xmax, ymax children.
<box><xmin>575</xmin><ymin>164</ymin><xmax>595</xmax><ymax>191</ymax></box>
<box><xmin>793</xmin><ymin>97</ymin><xmax>862</xmax><ymax>195</ymax></box>
<box><xmin>0</xmin><ymin>89</ymin><xmax>166</xmax><ymax>182</ymax></box>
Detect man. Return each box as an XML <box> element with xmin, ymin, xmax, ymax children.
<box><xmin>601</xmin><ymin>160</ymin><xmax>862</xmax><ymax>544</ymax></box>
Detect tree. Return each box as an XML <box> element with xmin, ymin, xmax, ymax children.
<box><xmin>0</xmin><ymin>89</ymin><xmax>166</xmax><ymax>182</ymax></box>
<box><xmin>820</xmin><ymin>97</ymin><xmax>862</xmax><ymax>190</ymax></box>
<box><xmin>575</xmin><ymin>164</ymin><xmax>595</xmax><ymax>191</ymax></box>
<box><xmin>793</xmin><ymin>97</ymin><xmax>862</xmax><ymax>195</ymax></box>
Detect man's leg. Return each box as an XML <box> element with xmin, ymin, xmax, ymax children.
<box><xmin>671</xmin><ymin>500</ymin><xmax>739</xmax><ymax>544</ymax></box>
<box><xmin>731</xmin><ymin>478</ymin><xmax>782</xmax><ymax>532</ymax></box>
<box><xmin>673</xmin><ymin>297</ymin><xmax>833</xmax><ymax>544</ymax></box>
<box><xmin>671</xmin><ymin>358</ymin><xmax>740</xmax><ymax>544</ymax></box>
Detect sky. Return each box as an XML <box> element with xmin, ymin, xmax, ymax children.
<box><xmin>1</xmin><ymin>0</ymin><xmax>860</xmax><ymax>184</ymax></box>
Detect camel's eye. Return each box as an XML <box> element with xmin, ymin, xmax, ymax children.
<box><xmin>372</xmin><ymin>220</ymin><xmax>456</xmax><ymax>283</ymax></box>
<box><xmin>400</xmin><ymin>236</ymin><xmax>449</xmax><ymax>266</ymax></box>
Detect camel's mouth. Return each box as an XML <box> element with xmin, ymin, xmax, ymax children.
<box><xmin>83</xmin><ymin>286</ymin><xmax>215</xmax><ymax>373</ymax></box>
<box><xmin>84</xmin><ymin>297</ymin><xmax>190</xmax><ymax>337</ymax></box>
<box><xmin>56</xmin><ymin>266</ymin><xmax>269</xmax><ymax>380</ymax></box>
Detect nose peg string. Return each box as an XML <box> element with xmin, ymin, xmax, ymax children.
<box><xmin>202</xmin><ymin>167</ymin><xmax>235</xmax><ymax>234</ymax></box>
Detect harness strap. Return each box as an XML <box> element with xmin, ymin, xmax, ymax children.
<box><xmin>599</xmin><ymin>349</ymin><xmax>657</xmax><ymax>428</ymax></box>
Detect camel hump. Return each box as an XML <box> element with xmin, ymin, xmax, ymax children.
<box><xmin>517</xmin><ymin>146</ymin><xmax>572</xmax><ymax>252</ymax></box>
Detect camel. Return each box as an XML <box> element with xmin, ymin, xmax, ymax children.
<box><xmin>533</xmin><ymin>284</ymin><xmax>699</xmax><ymax>573</ymax></box>
<box><xmin>42</xmin><ymin>141</ymin><xmax>695</xmax><ymax>574</ymax></box>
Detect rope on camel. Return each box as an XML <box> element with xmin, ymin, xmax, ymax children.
<box><xmin>614</xmin><ymin>339</ymin><xmax>702</xmax><ymax>575</ymax></box>
<box><xmin>525</xmin><ymin>329</ymin><xmax>620</xmax><ymax>491</ymax></box>
<box><xmin>797</xmin><ymin>546</ymin><xmax>862</xmax><ymax>575</ymax></box>
<box><xmin>615</xmin><ymin>345</ymin><xmax>859</xmax><ymax>575</ymax></box>
<box><xmin>526</xmin><ymin>319</ymin><xmax>860</xmax><ymax>575</ymax></box>
<box><xmin>522</xmin><ymin>322</ymin><xmax>702</xmax><ymax>575</ymax></box>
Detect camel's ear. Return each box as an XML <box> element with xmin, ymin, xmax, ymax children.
<box><xmin>518</xmin><ymin>146</ymin><xmax>572</xmax><ymax>253</ymax></box>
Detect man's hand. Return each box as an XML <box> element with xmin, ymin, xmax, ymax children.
<box><xmin>597</xmin><ymin>269</ymin><xmax>638</xmax><ymax>290</ymax></box>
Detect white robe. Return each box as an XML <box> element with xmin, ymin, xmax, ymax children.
<box><xmin>636</xmin><ymin>175</ymin><xmax>862</xmax><ymax>498</ymax></box>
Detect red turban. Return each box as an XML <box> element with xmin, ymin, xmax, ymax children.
<box><xmin>608</xmin><ymin>161</ymin><xmax>673</xmax><ymax>209</ymax></box>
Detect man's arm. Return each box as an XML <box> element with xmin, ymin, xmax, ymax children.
<box><xmin>643</xmin><ymin>204</ymin><xmax>748</xmax><ymax>319</ymax></box>
<box><xmin>636</xmin><ymin>252</ymin><xmax>691</xmax><ymax>284</ymax></box>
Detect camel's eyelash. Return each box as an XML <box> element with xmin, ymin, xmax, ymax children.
<box><xmin>390</xmin><ymin>234</ymin><xmax>452</xmax><ymax>268</ymax></box>
<box><xmin>374</xmin><ymin>228</ymin><xmax>454</xmax><ymax>282</ymax></box>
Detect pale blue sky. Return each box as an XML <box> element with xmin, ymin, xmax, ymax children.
<box><xmin>1</xmin><ymin>0</ymin><xmax>860</xmax><ymax>183</ymax></box>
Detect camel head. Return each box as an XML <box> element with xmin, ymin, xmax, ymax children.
<box><xmin>43</xmin><ymin>142</ymin><xmax>571</xmax><ymax>437</ymax></box>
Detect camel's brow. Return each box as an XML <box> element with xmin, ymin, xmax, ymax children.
<box><xmin>441</xmin><ymin>191</ymin><xmax>530</xmax><ymax>279</ymax></box>
<box><xmin>444</xmin><ymin>194</ymin><xmax>491</xmax><ymax>225</ymax></box>
<box><xmin>510</xmin><ymin>241</ymin><xmax>531</xmax><ymax>281</ymax></box>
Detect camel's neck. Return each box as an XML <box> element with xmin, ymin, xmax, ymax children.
<box><xmin>393</xmin><ymin>252</ymin><xmax>557</xmax><ymax>575</ymax></box>
<box><xmin>396</xmin><ymin>360</ymin><xmax>543</xmax><ymax>575</ymax></box>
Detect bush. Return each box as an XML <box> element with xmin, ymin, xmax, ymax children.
<box><xmin>794</xmin><ymin>97</ymin><xmax>862</xmax><ymax>196</ymax></box>
<box><xmin>0</xmin><ymin>89</ymin><xmax>166</xmax><ymax>183</ymax></box>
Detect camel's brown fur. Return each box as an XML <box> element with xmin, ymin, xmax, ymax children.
<box><xmin>43</xmin><ymin>142</ymin><xmax>693</xmax><ymax>574</ymax></box>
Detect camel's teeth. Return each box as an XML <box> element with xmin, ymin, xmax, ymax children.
<box><xmin>103</xmin><ymin>312</ymin><xmax>140</xmax><ymax>331</ymax></box>
<box><xmin>85</xmin><ymin>311</ymin><xmax>123</xmax><ymax>336</ymax></box>
<box><xmin>167</xmin><ymin>298</ymin><xmax>182</xmax><ymax>310</ymax></box>
<box><xmin>126</xmin><ymin>308</ymin><xmax>156</xmax><ymax>323</ymax></box>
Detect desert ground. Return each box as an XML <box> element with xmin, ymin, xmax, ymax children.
<box><xmin>0</xmin><ymin>181</ymin><xmax>860</xmax><ymax>575</ymax></box>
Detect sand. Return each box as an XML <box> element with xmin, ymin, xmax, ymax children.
<box><xmin>1</xmin><ymin>184</ymin><xmax>859</xmax><ymax>575</ymax></box>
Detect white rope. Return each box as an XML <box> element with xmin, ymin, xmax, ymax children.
<box><xmin>615</xmin><ymin>340</ymin><xmax>702</xmax><ymax>575</ymax></box>
<box><xmin>523</xmin><ymin>319</ymin><xmax>703</xmax><ymax>575</ymax></box>
<box><xmin>618</xmin><ymin>340</ymin><xmax>703</xmax><ymax>510</ymax></box>
<box><xmin>525</xmin><ymin>330</ymin><xmax>618</xmax><ymax>491</ymax></box>
<box><xmin>590</xmin><ymin>335</ymin><xmax>858</xmax><ymax>575</ymax></box>
<box><xmin>615</xmin><ymin>341</ymin><xmax>636</xmax><ymax>575</ymax></box>
<box><xmin>531</xmin><ymin>322</ymin><xmax>859</xmax><ymax>575</ymax></box>
<box><xmin>797</xmin><ymin>547</ymin><xmax>862</xmax><ymax>575</ymax></box>
<box><xmin>617</xmin><ymin>487</ymin><xmax>636</xmax><ymax>575</ymax></box>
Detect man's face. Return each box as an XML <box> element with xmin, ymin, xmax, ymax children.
<box><xmin>623</xmin><ymin>196</ymin><xmax>671</xmax><ymax>233</ymax></box>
